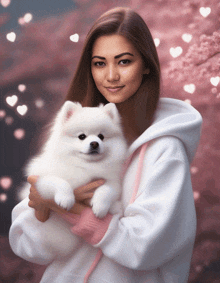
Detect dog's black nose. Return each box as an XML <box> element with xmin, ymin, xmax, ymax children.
<box><xmin>90</xmin><ymin>142</ymin><xmax>99</xmax><ymax>150</ymax></box>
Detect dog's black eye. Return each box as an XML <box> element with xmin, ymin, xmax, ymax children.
<box><xmin>98</xmin><ymin>134</ymin><xmax>104</xmax><ymax>141</ymax></box>
<box><xmin>78</xmin><ymin>134</ymin><xmax>86</xmax><ymax>140</ymax></box>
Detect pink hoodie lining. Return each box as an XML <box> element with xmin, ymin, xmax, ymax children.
<box><xmin>129</xmin><ymin>143</ymin><xmax>148</xmax><ymax>204</ymax></box>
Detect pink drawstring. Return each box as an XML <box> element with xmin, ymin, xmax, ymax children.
<box><xmin>84</xmin><ymin>249</ymin><xmax>103</xmax><ymax>283</ymax></box>
<box><xmin>84</xmin><ymin>142</ymin><xmax>148</xmax><ymax>282</ymax></box>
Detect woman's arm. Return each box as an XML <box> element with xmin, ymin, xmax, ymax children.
<box><xmin>9</xmin><ymin>197</ymin><xmax>77</xmax><ymax>265</ymax></box>
<box><xmin>27</xmin><ymin>175</ymin><xmax>99</xmax><ymax>221</ymax></box>
<box><xmin>9</xmin><ymin>178</ymin><xmax>105</xmax><ymax>264</ymax></box>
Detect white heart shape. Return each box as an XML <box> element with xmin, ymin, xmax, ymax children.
<box><xmin>70</xmin><ymin>33</ymin><xmax>79</xmax><ymax>42</ymax></box>
<box><xmin>18</xmin><ymin>84</ymin><xmax>26</xmax><ymax>92</ymax></box>
<box><xmin>154</xmin><ymin>38</ymin><xmax>160</xmax><ymax>47</ymax></box>
<box><xmin>182</xmin><ymin>33</ymin><xmax>192</xmax><ymax>43</ymax></box>
<box><xmin>17</xmin><ymin>105</ymin><xmax>28</xmax><ymax>116</ymax></box>
<box><xmin>170</xmin><ymin>47</ymin><xmax>183</xmax><ymax>58</ymax></box>
<box><xmin>0</xmin><ymin>177</ymin><xmax>12</xmax><ymax>190</ymax></box>
<box><xmin>210</xmin><ymin>77</ymin><xmax>220</xmax><ymax>86</ymax></box>
<box><xmin>6</xmin><ymin>95</ymin><xmax>18</xmax><ymax>107</ymax></box>
<box><xmin>199</xmin><ymin>7</ymin><xmax>211</xmax><ymax>18</ymax></box>
<box><xmin>6</xmin><ymin>32</ymin><xmax>16</xmax><ymax>42</ymax></box>
<box><xmin>1</xmin><ymin>0</ymin><xmax>11</xmax><ymax>8</ymax></box>
<box><xmin>24</xmin><ymin>13</ymin><xmax>33</xmax><ymax>23</ymax></box>
<box><xmin>183</xmin><ymin>84</ymin><xmax>196</xmax><ymax>94</ymax></box>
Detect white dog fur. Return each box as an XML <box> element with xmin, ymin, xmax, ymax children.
<box><xmin>25</xmin><ymin>101</ymin><xmax>128</xmax><ymax>218</ymax></box>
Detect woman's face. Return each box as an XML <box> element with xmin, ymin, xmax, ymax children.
<box><xmin>91</xmin><ymin>34</ymin><xmax>148</xmax><ymax>104</ymax></box>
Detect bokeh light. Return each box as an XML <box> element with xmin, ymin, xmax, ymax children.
<box><xmin>0</xmin><ymin>177</ymin><xmax>12</xmax><ymax>190</ymax></box>
<box><xmin>35</xmin><ymin>99</ymin><xmax>45</xmax><ymax>108</ymax></box>
<box><xmin>14</xmin><ymin>128</ymin><xmax>26</xmax><ymax>140</ymax></box>
<box><xmin>5</xmin><ymin>116</ymin><xmax>14</xmax><ymax>125</ymax></box>
<box><xmin>193</xmin><ymin>191</ymin><xmax>200</xmax><ymax>201</ymax></box>
<box><xmin>0</xmin><ymin>110</ymin><xmax>6</xmax><ymax>119</ymax></box>
<box><xmin>191</xmin><ymin>166</ymin><xmax>199</xmax><ymax>174</ymax></box>
<box><xmin>0</xmin><ymin>193</ymin><xmax>7</xmax><ymax>203</ymax></box>
<box><xmin>0</xmin><ymin>0</ymin><xmax>10</xmax><ymax>8</ymax></box>
<box><xmin>18</xmin><ymin>84</ymin><xmax>26</xmax><ymax>92</ymax></box>
<box><xmin>184</xmin><ymin>99</ymin><xmax>192</xmax><ymax>104</ymax></box>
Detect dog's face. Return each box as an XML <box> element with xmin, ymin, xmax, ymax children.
<box><xmin>56</xmin><ymin>102</ymin><xmax>124</xmax><ymax>162</ymax></box>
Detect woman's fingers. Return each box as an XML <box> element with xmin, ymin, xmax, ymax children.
<box><xmin>68</xmin><ymin>202</ymin><xmax>88</xmax><ymax>215</ymax></box>
<box><xmin>81</xmin><ymin>179</ymin><xmax>105</xmax><ymax>193</ymax></box>
<box><xmin>74</xmin><ymin>179</ymin><xmax>105</xmax><ymax>202</ymax></box>
<box><xmin>27</xmin><ymin>175</ymin><xmax>103</xmax><ymax>218</ymax></box>
<box><xmin>83</xmin><ymin>199</ymin><xmax>91</xmax><ymax>206</ymax></box>
<box><xmin>27</xmin><ymin>175</ymin><xmax>39</xmax><ymax>185</ymax></box>
<box><xmin>28</xmin><ymin>200</ymin><xmax>35</xmax><ymax>208</ymax></box>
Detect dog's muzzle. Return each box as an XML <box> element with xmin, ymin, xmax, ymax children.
<box><xmin>89</xmin><ymin>142</ymin><xmax>100</xmax><ymax>154</ymax></box>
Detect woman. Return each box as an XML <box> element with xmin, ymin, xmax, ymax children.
<box><xmin>9</xmin><ymin>7</ymin><xmax>202</xmax><ymax>283</ymax></box>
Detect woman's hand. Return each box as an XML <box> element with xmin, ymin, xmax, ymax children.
<box><xmin>27</xmin><ymin>175</ymin><xmax>105</xmax><ymax>222</ymax></box>
<box><xmin>74</xmin><ymin>179</ymin><xmax>105</xmax><ymax>206</ymax></box>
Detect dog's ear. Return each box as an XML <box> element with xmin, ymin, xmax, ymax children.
<box><xmin>103</xmin><ymin>103</ymin><xmax>120</xmax><ymax>124</ymax></box>
<box><xmin>61</xmin><ymin>101</ymin><xmax>82</xmax><ymax>123</ymax></box>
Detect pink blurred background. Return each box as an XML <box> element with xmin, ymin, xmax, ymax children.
<box><xmin>0</xmin><ymin>0</ymin><xmax>220</xmax><ymax>282</ymax></box>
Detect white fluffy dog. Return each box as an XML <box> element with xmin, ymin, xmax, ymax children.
<box><xmin>25</xmin><ymin>101</ymin><xmax>128</xmax><ymax>218</ymax></box>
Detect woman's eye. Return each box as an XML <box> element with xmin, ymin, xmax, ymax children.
<box><xmin>78</xmin><ymin>134</ymin><xmax>86</xmax><ymax>140</ymax></box>
<box><xmin>119</xmin><ymin>59</ymin><xmax>131</xmax><ymax>65</ymax></box>
<box><xmin>94</xmin><ymin>61</ymin><xmax>105</xmax><ymax>67</ymax></box>
<box><xmin>98</xmin><ymin>134</ymin><xmax>104</xmax><ymax>141</ymax></box>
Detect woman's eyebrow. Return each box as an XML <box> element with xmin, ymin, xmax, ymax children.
<box><xmin>91</xmin><ymin>52</ymin><xmax>134</xmax><ymax>60</ymax></box>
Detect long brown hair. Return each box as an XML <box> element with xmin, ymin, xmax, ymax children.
<box><xmin>66</xmin><ymin>7</ymin><xmax>161</xmax><ymax>130</ymax></box>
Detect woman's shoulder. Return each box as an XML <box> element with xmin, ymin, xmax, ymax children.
<box><xmin>146</xmin><ymin>136</ymin><xmax>188</xmax><ymax>165</ymax></box>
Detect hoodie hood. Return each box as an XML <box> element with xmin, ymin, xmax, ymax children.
<box><xmin>129</xmin><ymin>98</ymin><xmax>203</xmax><ymax>163</ymax></box>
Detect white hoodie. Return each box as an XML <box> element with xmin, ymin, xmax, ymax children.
<box><xmin>9</xmin><ymin>98</ymin><xmax>202</xmax><ymax>283</ymax></box>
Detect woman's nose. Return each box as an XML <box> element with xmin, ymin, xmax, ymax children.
<box><xmin>106</xmin><ymin>66</ymin><xmax>120</xmax><ymax>82</ymax></box>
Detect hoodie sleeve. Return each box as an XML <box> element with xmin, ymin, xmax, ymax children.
<box><xmin>66</xmin><ymin>137</ymin><xmax>197</xmax><ymax>271</ymax></box>
<box><xmin>9</xmin><ymin>197</ymin><xmax>80</xmax><ymax>265</ymax></box>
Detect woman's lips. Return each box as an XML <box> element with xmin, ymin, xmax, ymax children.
<box><xmin>105</xmin><ymin>86</ymin><xmax>124</xmax><ymax>92</ymax></box>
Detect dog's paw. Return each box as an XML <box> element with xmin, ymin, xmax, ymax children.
<box><xmin>54</xmin><ymin>193</ymin><xmax>75</xmax><ymax>211</ymax></box>
<box><xmin>91</xmin><ymin>198</ymin><xmax>111</xmax><ymax>218</ymax></box>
